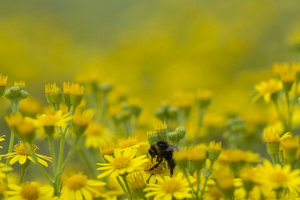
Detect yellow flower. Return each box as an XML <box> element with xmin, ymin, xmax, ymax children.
<box><xmin>45</xmin><ymin>83</ymin><xmax>62</xmax><ymax>105</ymax></box>
<box><xmin>0</xmin><ymin>163</ymin><xmax>13</xmax><ymax>180</ymax></box>
<box><xmin>19</xmin><ymin>97</ymin><xmax>42</xmax><ymax>116</ymax></box>
<box><xmin>99</xmin><ymin>142</ymin><xmax>116</xmax><ymax>156</ymax></box>
<box><xmin>5</xmin><ymin>113</ymin><xmax>24</xmax><ymax>128</ymax></box>
<box><xmin>144</xmin><ymin>173</ymin><xmax>192</xmax><ymax>200</ymax></box>
<box><xmin>73</xmin><ymin>109</ymin><xmax>94</xmax><ymax>136</ymax></box>
<box><xmin>5</xmin><ymin>182</ymin><xmax>56</xmax><ymax>200</ymax></box>
<box><xmin>73</xmin><ymin>109</ymin><xmax>93</xmax><ymax>127</ymax></box>
<box><xmin>0</xmin><ymin>74</ymin><xmax>7</xmax><ymax>97</ymax></box>
<box><xmin>1</xmin><ymin>141</ymin><xmax>52</xmax><ymax>167</ymax></box>
<box><xmin>26</xmin><ymin>110</ymin><xmax>72</xmax><ymax>127</ymax></box>
<box><xmin>117</xmin><ymin>137</ymin><xmax>148</xmax><ymax>151</ymax></box>
<box><xmin>255</xmin><ymin>160</ymin><xmax>300</xmax><ymax>190</ymax></box>
<box><xmin>84</xmin><ymin>122</ymin><xmax>109</xmax><ymax>149</ymax></box>
<box><xmin>253</xmin><ymin>79</ymin><xmax>282</xmax><ymax>103</ymax></box>
<box><xmin>60</xmin><ymin>172</ymin><xmax>106</xmax><ymax>200</ymax></box>
<box><xmin>141</xmin><ymin>156</ymin><xmax>170</xmax><ymax>184</ymax></box>
<box><xmin>63</xmin><ymin>82</ymin><xmax>84</xmax><ymax>107</ymax></box>
<box><xmin>0</xmin><ymin>74</ymin><xmax>8</xmax><ymax>87</ymax></box>
<box><xmin>212</xmin><ymin>169</ymin><xmax>235</xmax><ymax>198</ymax></box>
<box><xmin>97</xmin><ymin>148</ymin><xmax>148</xmax><ymax>178</ymax></box>
<box><xmin>263</xmin><ymin>129</ymin><xmax>280</xmax><ymax>143</ymax></box>
<box><xmin>45</xmin><ymin>83</ymin><xmax>60</xmax><ymax>94</ymax></box>
<box><xmin>0</xmin><ymin>135</ymin><xmax>5</xmax><ymax>149</ymax></box>
<box><xmin>127</xmin><ymin>171</ymin><xmax>145</xmax><ymax>191</ymax></box>
<box><xmin>63</xmin><ymin>82</ymin><xmax>84</xmax><ymax>96</ymax></box>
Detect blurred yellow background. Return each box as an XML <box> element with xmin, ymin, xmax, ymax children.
<box><xmin>1</xmin><ymin>0</ymin><xmax>300</xmax><ymax>117</ymax></box>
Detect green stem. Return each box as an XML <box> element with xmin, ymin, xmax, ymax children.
<box><xmin>183</xmin><ymin>170</ymin><xmax>198</xmax><ymax>200</ymax></box>
<box><xmin>6</xmin><ymin>100</ymin><xmax>19</xmax><ymax>167</ymax></box>
<box><xmin>100</xmin><ymin>93</ymin><xmax>107</xmax><ymax>123</ymax></box>
<box><xmin>23</xmin><ymin>142</ymin><xmax>51</xmax><ymax>181</ymax></box>
<box><xmin>116</xmin><ymin>176</ymin><xmax>130</xmax><ymax>198</ymax></box>
<box><xmin>19</xmin><ymin>163</ymin><xmax>29</xmax><ymax>184</ymax></box>
<box><xmin>271</xmin><ymin>154</ymin><xmax>277</xmax><ymax>165</ymax></box>
<box><xmin>61</xmin><ymin>137</ymin><xmax>79</xmax><ymax>171</ymax></box>
<box><xmin>285</xmin><ymin>92</ymin><xmax>292</xmax><ymax>132</ymax></box>
<box><xmin>6</xmin><ymin>130</ymin><xmax>15</xmax><ymax>167</ymax></box>
<box><xmin>48</xmin><ymin>136</ymin><xmax>57</xmax><ymax>175</ymax></box>
<box><xmin>121</xmin><ymin>174</ymin><xmax>133</xmax><ymax>200</ymax></box>
<box><xmin>53</xmin><ymin>133</ymin><xmax>66</xmax><ymax>195</ymax></box>
<box><xmin>77</xmin><ymin>148</ymin><xmax>97</xmax><ymax>178</ymax></box>
<box><xmin>196</xmin><ymin>170</ymin><xmax>201</xmax><ymax>197</ymax></box>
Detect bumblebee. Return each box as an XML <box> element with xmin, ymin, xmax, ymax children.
<box><xmin>148</xmin><ymin>141</ymin><xmax>182</xmax><ymax>177</ymax></box>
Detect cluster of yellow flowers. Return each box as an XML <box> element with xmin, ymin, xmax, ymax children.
<box><xmin>2</xmin><ymin>62</ymin><xmax>300</xmax><ymax>200</ymax></box>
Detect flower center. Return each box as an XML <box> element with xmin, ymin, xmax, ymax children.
<box><xmin>269</xmin><ymin>172</ymin><xmax>288</xmax><ymax>184</ymax></box>
<box><xmin>20</xmin><ymin>184</ymin><xmax>39</xmax><ymax>200</ymax></box>
<box><xmin>161</xmin><ymin>180</ymin><xmax>181</xmax><ymax>193</ymax></box>
<box><xmin>144</xmin><ymin>161</ymin><xmax>164</xmax><ymax>174</ymax></box>
<box><xmin>66</xmin><ymin>173</ymin><xmax>87</xmax><ymax>190</ymax></box>
<box><xmin>14</xmin><ymin>142</ymin><xmax>29</xmax><ymax>156</ymax></box>
<box><xmin>112</xmin><ymin>156</ymin><xmax>131</xmax><ymax>169</ymax></box>
<box><xmin>118</xmin><ymin>138</ymin><xmax>138</xmax><ymax>149</ymax></box>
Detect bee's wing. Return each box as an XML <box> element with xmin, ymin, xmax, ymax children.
<box><xmin>166</xmin><ymin>145</ymin><xmax>183</xmax><ymax>151</ymax></box>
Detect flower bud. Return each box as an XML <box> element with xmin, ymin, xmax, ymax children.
<box><xmin>99</xmin><ymin>82</ymin><xmax>112</xmax><ymax>94</ymax></box>
<box><xmin>175</xmin><ymin>126</ymin><xmax>186</xmax><ymax>140</ymax></box>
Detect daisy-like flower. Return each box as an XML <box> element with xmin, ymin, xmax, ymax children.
<box><xmin>97</xmin><ymin>148</ymin><xmax>148</xmax><ymax>178</ymax></box>
<box><xmin>255</xmin><ymin>160</ymin><xmax>300</xmax><ymax>190</ymax></box>
<box><xmin>26</xmin><ymin>110</ymin><xmax>72</xmax><ymax>127</ymax></box>
<box><xmin>1</xmin><ymin>141</ymin><xmax>52</xmax><ymax>167</ymax></box>
<box><xmin>84</xmin><ymin>122</ymin><xmax>109</xmax><ymax>149</ymax></box>
<box><xmin>253</xmin><ymin>79</ymin><xmax>282</xmax><ymax>103</ymax></box>
<box><xmin>141</xmin><ymin>156</ymin><xmax>170</xmax><ymax>184</ymax></box>
<box><xmin>60</xmin><ymin>172</ymin><xmax>106</xmax><ymax>200</ymax></box>
<box><xmin>144</xmin><ymin>173</ymin><xmax>192</xmax><ymax>200</ymax></box>
<box><xmin>117</xmin><ymin>137</ymin><xmax>148</xmax><ymax>151</ymax></box>
<box><xmin>5</xmin><ymin>182</ymin><xmax>56</xmax><ymax>200</ymax></box>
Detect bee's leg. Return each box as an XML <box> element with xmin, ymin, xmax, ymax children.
<box><xmin>168</xmin><ymin>159</ymin><xmax>176</xmax><ymax>177</ymax></box>
<box><xmin>149</xmin><ymin>157</ymin><xmax>163</xmax><ymax>170</ymax></box>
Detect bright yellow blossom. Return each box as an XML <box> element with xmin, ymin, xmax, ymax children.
<box><xmin>141</xmin><ymin>157</ymin><xmax>170</xmax><ymax>184</ymax></box>
<box><xmin>63</xmin><ymin>82</ymin><xmax>84</xmax><ymax>96</ymax></box>
<box><xmin>255</xmin><ymin>160</ymin><xmax>300</xmax><ymax>190</ymax></box>
<box><xmin>97</xmin><ymin>148</ymin><xmax>148</xmax><ymax>178</ymax></box>
<box><xmin>263</xmin><ymin>129</ymin><xmax>280</xmax><ymax>143</ymax></box>
<box><xmin>144</xmin><ymin>173</ymin><xmax>192</xmax><ymax>200</ymax></box>
<box><xmin>253</xmin><ymin>79</ymin><xmax>282</xmax><ymax>103</ymax></box>
<box><xmin>99</xmin><ymin>142</ymin><xmax>116</xmax><ymax>156</ymax></box>
<box><xmin>84</xmin><ymin>122</ymin><xmax>109</xmax><ymax>148</ymax></box>
<box><xmin>73</xmin><ymin>109</ymin><xmax>94</xmax><ymax>127</ymax></box>
<box><xmin>117</xmin><ymin>137</ymin><xmax>148</xmax><ymax>151</ymax></box>
<box><xmin>0</xmin><ymin>74</ymin><xmax>8</xmax><ymax>86</ymax></box>
<box><xmin>5</xmin><ymin>182</ymin><xmax>56</xmax><ymax>200</ymax></box>
<box><xmin>26</xmin><ymin>110</ymin><xmax>72</xmax><ymax>127</ymax></box>
<box><xmin>60</xmin><ymin>172</ymin><xmax>106</xmax><ymax>200</ymax></box>
<box><xmin>1</xmin><ymin>141</ymin><xmax>52</xmax><ymax>167</ymax></box>
<box><xmin>19</xmin><ymin>97</ymin><xmax>42</xmax><ymax>116</ymax></box>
